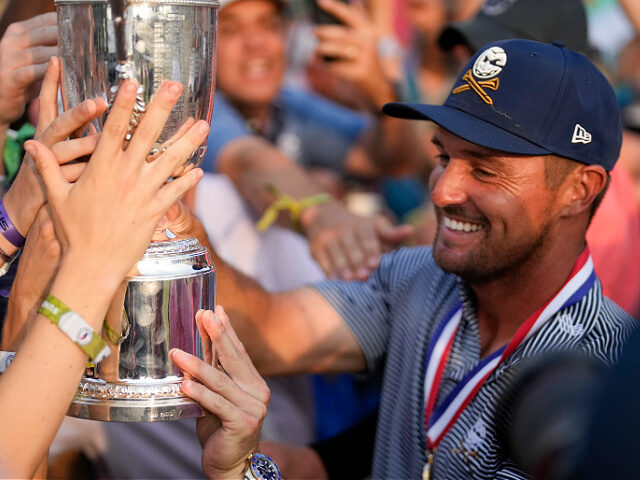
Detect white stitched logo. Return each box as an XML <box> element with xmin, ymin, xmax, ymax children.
<box><xmin>571</xmin><ymin>124</ymin><xmax>592</xmax><ymax>144</ymax></box>
<box><xmin>558</xmin><ymin>313</ymin><xmax>584</xmax><ymax>337</ymax></box>
<box><xmin>463</xmin><ymin>419</ymin><xmax>488</xmax><ymax>450</ymax></box>
<box><xmin>482</xmin><ymin>0</ymin><xmax>519</xmax><ymax>16</ymax></box>
<box><xmin>473</xmin><ymin>47</ymin><xmax>508</xmax><ymax>79</ymax></box>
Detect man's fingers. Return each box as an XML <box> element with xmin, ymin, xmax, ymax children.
<box><xmin>180</xmin><ymin>376</ymin><xmax>264</xmax><ymax>431</ymax></box>
<box><xmin>326</xmin><ymin>240</ymin><xmax>353</xmax><ymax>281</ymax></box>
<box><xmin>36</xmin><ymin>57</ymin><xmax>61</xmax><ymax>134</ymax></box>
<box><xmin>170</xmin><ymin>348</ymin><xmax>268</xmax><ymax>419</ymax></box>
<box><xmin>202</xmin><ymin>310</ymin><xmax>267</xmax><ymax>402</ymax></box>
<box><xmin>91</xmin><ymin>80</ymin><xmax>138</xmax><ymax>161</ymax></box>
<box><xmin>316</xmin><ymin>0</ymin><xmax>363</xmax><ymax>28</ymax></box>
<box><xmin>125</xmin><ymin>81</ymin><xmax>183</xmax><ymax>161</ymax></box>
<box><xmin>157</xmin><ymin>168</ymin><xmax>204</xmax><ymax>211</ymax></box>
<box><xmin>196</xmin><ymin>309</ymin><xmax>214</xmax><ymax>366</ymax></box>
<box><xmin>40</xmin><ymin>99</ymin><xmax>106</xmax><ymax>147</ymax></box>
<box><xmin>376</xmin><ymin>218</ymin><xmax>415</xmax><ymax>246</ymax></box>
<box><xmin>23</xmin><ymin>140</ymin><xmax>67</xmax><ymax>204</ymax></box>
<box><xmin>60</xmin><ymin>162</ymin><xmax>87</xmax><ymax>183</ymax></box>
<box><xmin>148</xmin><ymin>120</ymin><xmax>209</xmax><ymax>184</ymax></box>
<box><xmin>50</xmin><ymin>134</ymin><xmax>99</xmax><ymax>164</ymax></box>
<box><xmin>215</xmin><ymin>306</ymin><xmax>262</xmax><ymax>379</ymax></box>
<box><xmin>339</xmin><ymin>229</ymin><xmax>369</xmax><ymax>276</ymax></box>
<box><xmin>7</xmin><ymin>13</ymin><xmax>57</xmax><ymax>44</ymax></box>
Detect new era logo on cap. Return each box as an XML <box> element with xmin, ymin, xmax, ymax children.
<box><xmin>382</xmin><ymin>39</ymin><xmax>622</xmax><ymax>171</ymax></box>
<box><xmin>572</xmin><ymin>124</ymin><xmax>592</xmax><ymax>144</ymax></box>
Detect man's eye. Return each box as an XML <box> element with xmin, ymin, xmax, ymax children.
<box><xmin>475</xmin><ymin>168</ymin><xmax>495</xmax><ymax>178</ymax></box>
<box><xmin>435</xmin><ymin>154</ymin><xmax>449</xmax><ymax>166</ymax></box>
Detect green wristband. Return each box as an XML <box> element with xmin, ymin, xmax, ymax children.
<box><xmin>38</xmin><ymin>294</ymin><xmax>111</xmax><ymax>363</ymax></box>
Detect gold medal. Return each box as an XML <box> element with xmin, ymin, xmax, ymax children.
<box><xmin>422</xmin><ymin>450</ymin><xmax>434</xmax><ymax>480</ymax></box>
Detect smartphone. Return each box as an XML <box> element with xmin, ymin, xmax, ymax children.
<box><xmin>308</xmin><ymin>0</ymin><xmax>349</xmax><ymax>25</ymax></box>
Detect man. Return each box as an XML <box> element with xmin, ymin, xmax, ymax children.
<box><xmin>209</xmin><ymin>39</ymin><xmax>636</xmax><ymax>479</ymax></box>
<box><xmin>205</xmin><ymin>0</ymin><xmax>418</xmax><ymax>282</ymax></box>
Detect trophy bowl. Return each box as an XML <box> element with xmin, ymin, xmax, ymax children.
<box><xmin>55</xmin><ymin>0</ymin><xmax>219</xmax><ymax>169</ymax></box>
<box><xmin>67</xmin><ymin>237</ymin><xmax>217</xmax><ymax>422</ymax></box>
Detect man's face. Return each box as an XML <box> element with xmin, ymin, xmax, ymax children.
<box><xmin>429</xmin><ymin>128</ymin><xmax>563</xmax><ymax>283</ymax></box>
<box><xmin>217</xmin><ymin>0</ymin><xmax>286</xmax><ymax>109</ymax></box>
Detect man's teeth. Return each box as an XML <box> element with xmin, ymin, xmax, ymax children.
<box><xmin>443</xmin><ymin>216</ymin><xmax>484</xmax><ymax>232</ymax></box>
<box><xmin>246</xmin><ymin>60</ymin><xmax>268</xmax><ymax>76</ymax></box>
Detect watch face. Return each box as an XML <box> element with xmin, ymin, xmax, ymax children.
<box><xmin>250</xmin><ymin>454</ymin><xmax>281</xmax><ymax>480</ymax></box>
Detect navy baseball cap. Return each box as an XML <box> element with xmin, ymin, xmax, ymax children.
<box><xmin>383</xmin><ymin>39</ymin><xmax>622</xmax><ymax>171</ymax></box>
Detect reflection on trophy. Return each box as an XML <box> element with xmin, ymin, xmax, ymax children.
<box><xmin>55</xmin><ymin>0</ymin><xmax>219</xmax><ymax>422</ymax></box>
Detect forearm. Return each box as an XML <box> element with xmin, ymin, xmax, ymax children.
<box><xmin>0</xmin><ymin>259</ymin><xmax>119</xmax><ymax>478</ymax></box>
<box><xmin>205</xmin><ymin>245</ymin><xmax>364</xmax><ymax>375</ymax></box>
<box><xmin>218</xmin><ymin>137</ymin><xmax>328</xmax><ymax>221</ymax></box>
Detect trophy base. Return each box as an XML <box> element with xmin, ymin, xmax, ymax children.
<box><xmin>67</xmin><ymin>378</ymin><xmax>205</xmax><ymax>422</ymax></box>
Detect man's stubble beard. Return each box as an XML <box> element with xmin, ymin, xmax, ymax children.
<box><xmin>432</xmin><ymin>217</ymin><xmax>554</xmax><ymax>286</ymax></box>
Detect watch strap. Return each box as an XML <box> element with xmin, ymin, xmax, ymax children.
<box><xmin>38</xmin><ymin>294</ymin><xmax>111</xmax><ymax>363</ymax></box>
<box><xmin>0</xmin><ymin>351</ymin><xmax>15</xmax><ymax>372</ymax></box>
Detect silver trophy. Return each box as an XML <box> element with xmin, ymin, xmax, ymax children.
<box><xmin>56</xmin><ymin>0</ymin><xmax>219</xmax><ymax>422</ymax></box>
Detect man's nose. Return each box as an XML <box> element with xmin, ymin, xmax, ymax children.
<box><xmin>430</xmin><ymin>162</ymin><xmax>469</xmax><ymax>208</ymax></box>
<box><xmin>242</xmin><ymin>28</ymin><xmax>264</xmax><ymax>49</ymax></box>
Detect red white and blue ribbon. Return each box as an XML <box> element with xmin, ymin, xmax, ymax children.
<box><xmin>424</xmin><ymin>249</ymin><xmax>596</xmax><ymax>448</ymax></box>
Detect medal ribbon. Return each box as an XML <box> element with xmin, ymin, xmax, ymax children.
<box><xmin>424</xmin><ymin>249</ymin><xmax>596</xmax><ymax>448</ymax></box>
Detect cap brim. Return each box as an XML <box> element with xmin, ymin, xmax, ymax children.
<box><xmin>439</xmin><ymin>16</ymin><xmax>523</xmax><ymax>52</ymax></box>
<box><xmin>383</xmin><ymin>102</ymin><xmax>551</xmax><ymax>156</ymax></box>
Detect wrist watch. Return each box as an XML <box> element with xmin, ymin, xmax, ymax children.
<box><xmin>243</xmin><ymin>453</ymin><xmax>282</xmax><ymax>480</ymax></box>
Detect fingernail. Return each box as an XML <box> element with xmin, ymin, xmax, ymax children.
<box><xmin>171</xmin><ymin>349</ymin><xmax>186</xmax><ymax>361</ymax></box>
<box><xmin>23</xmin><ymin>141</ymin><xmax>35</xmax><ymax>155</ymax></box>
<box><xmin>122</xmin><ymin>80</ymin><xmax>137</xmax><ymax>94</ymax></box>
<box><xmin>342</xmin><ymin>269</ymin><xmax>353</xmax><ymax>281</ymax></box>
<box><xmin>367</xmin><ymin>256</ymin><xmax>380</xmax><ymax>269</ymax></box>
<box><xmin>196</xmin><ymin>121</ymin><xmax>209</xmax><ymax>135</ymax></box>
<box><xmin>181</xmin><ymin>379</ymin><xmax>193</xmax><ymax>390</ymax></box>
<box><xmin>168</xmin><ymin>82</ymin><xmax>182</xmax><ymax>98</ymax></box>
<box><xmin>356</xmin><ymin>267</ymin><xmax>369</xmax><ymax>279</ymax></box>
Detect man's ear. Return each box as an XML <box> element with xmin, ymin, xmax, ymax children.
<box><xmin>559</xmin><ymin>165</ymin><xmax>608</xmax><ymax>218</ymax></box>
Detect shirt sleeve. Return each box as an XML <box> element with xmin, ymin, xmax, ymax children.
<box><xmin>201</xmin><ymin>92</ymin><xmax>251</xmax><ymax>173</ymax></box>
<box><xmin>312</xmin><ymin>247</ymin><xmax>434</xmax><ymax>372</ymax></box>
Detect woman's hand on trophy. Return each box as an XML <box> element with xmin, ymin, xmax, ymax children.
<box><xmin>1</xmin><ymin>207</ymin><xmax>60</xmax><ymax>351</ymax></box>
<box><xmin>170</xmin><ymin>306</ymin><xmax>270</xmax><ymax>480</ymax></box>
<box><xmin>3</xmin><ymin>56</ymin><xmax>105</xmax><ymax>243</ymax></box>
<box><xmin>23</xmin><ymin>78</ymin><xmax>208</xmax><ymax>292</ymax></box>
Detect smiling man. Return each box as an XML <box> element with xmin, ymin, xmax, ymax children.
<box><xmin>205</xmin><ymin>39</ymin><xmax>636</xmax><ymax>479</ymax></box>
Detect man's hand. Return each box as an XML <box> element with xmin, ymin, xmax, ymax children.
<box><xmin>313</xmin><ymin>0</ymin><xmax>396</xmax><ymax>110</ymax></box>
<box><xmin>1</xmin><ymin>207</ymin><xmax>60</xmax><ymax>350</ymax></box>
<box><xmin>170</xmin><ymin>306</ymin><xmax>270</xmax><ymax>479</ymax></box>
<box><xmin>301</xmin><ymin>201</ymin><xmax>413</xmax><ymax>281</ymax></box>
<box><xmin>0</xmin><ymin>12</ymin><xmax>57</xmax><ymax>128</ymax></box>
<box><xmin>3</xmin><ymin>57</ymin><xmax>102</xmax><ymax>243</ymax></box>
